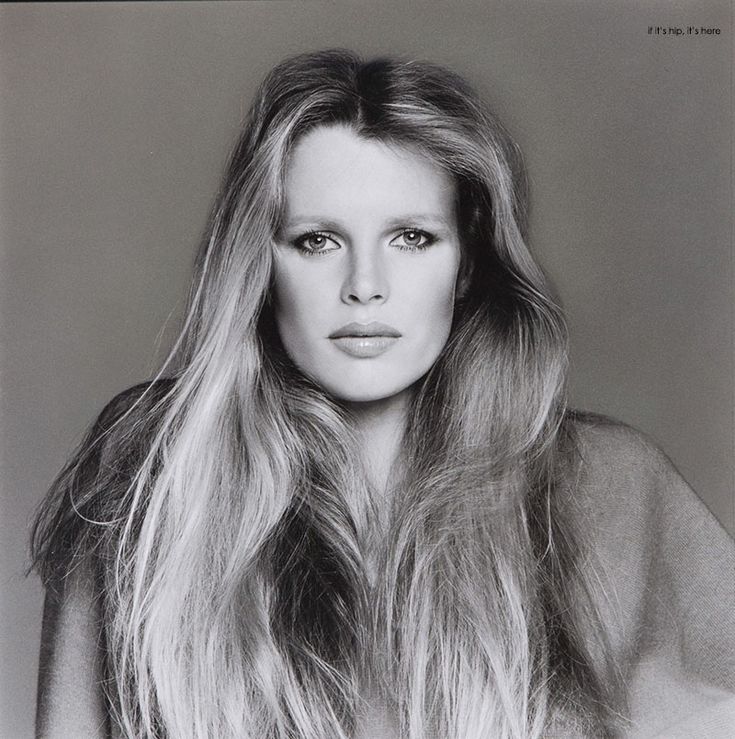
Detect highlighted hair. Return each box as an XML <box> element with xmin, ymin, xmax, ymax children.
<box><xmin>33</xmin><ymin>50</ymin><xmax>620</xmax><ymax>737</ymax></box>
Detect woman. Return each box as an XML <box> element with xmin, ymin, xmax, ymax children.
<box><xmin>31</xmin><ymin>49</ymin><xmax>734</xmax><ymax>738</ymax></box>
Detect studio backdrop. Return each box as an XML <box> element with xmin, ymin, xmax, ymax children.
<box><xmin>0</xmin><ymin>1</ymin><xmax>731</xmax><ymax>736</ymax></box>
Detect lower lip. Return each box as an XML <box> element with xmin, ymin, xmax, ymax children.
<box><xmin>330</xmin><ymin>336</ymin><xmax>399</xmax><ymax>358</ymax></box>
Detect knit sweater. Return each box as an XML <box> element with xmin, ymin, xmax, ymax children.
<box><xmin>36</xmin><ymin>397</ymin><xmax>735</xmax><ymax>738</ymax></box>
<box><xmin>564</xmin><ymin>417</ymin><xmax>734</xmax><ymax>737</ymax></box>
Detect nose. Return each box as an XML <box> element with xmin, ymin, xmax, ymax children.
<box><xmin>341</xmin><ymin>246</ymin><xmax>389</xmax><ymax>305</ymax></box>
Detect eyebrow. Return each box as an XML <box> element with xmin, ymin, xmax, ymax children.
<box><xmin>282</xmin><ymin>214</ymin><xmax>456</xmax><ymax>231</ymax></box>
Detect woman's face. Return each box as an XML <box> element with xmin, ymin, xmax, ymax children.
<box><xmin>272</xmin><ymin>125</ymin><xmax>462</xmax><ymax>406</ymax></box>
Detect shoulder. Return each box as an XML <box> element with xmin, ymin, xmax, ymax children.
<box><xmin>81</xmin><ymin>376</ymin><xmax>179</xmax><ymax>497</ymax></box>
<box><xmin>73</xmin><ymin>377</ymin><xmax>177</xmax><ymax>494</ymax></box>
<box><xmin>560</xmin><ymin>408</ymin><xmax>733</xmax><ymax>553</ymax></box>
<box><xmin>32</xmin><ymin>378</ymin><xmax>177</xmax><ymax>585</ymax></box>
<box><xmin>565</xmin><ymin>410</ymin><xmax>674</xmax><ymax>482</ymax></box>
<box><xmin>561</xmin><ymin>416</ymin><xmax>735</xmax><ymax>733</ymax></box>
<box><xmin>93</xmin><ymin>377</ymin><xmax>177</xmax><ymax>435</ymax></box>
<box><xmin>560</xmin><ymin>410</ymin><xmax>735</xmax><ymax>641</ymax></box>
<box><xmin>560</xmin><ymin>410</ymin><xmax>733</xmax><ymax>552</ymax></box>
<box><xmin>557</xmin><ymin>410</ymin><xmax>732</xmax><ymax>636</ymax></box>
<box><xmin>90</xmin><ymin>377</ymin><xmax>177</xmax><ymax>465</ymax></box>
<box><xmin>557</xmin><ymin>411</ymin><xmax>677</xmax><ymax>585</ymax></box>
<box><xmin>560</xmin><ymin>410</ymin><xmax>700</xmax><ymax>529</ymax></box>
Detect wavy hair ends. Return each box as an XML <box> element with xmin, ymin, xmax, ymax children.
<box><xmin>32</xmin><ymin>49</ymin><xmax>620</xmax><ymax>737</ymax></box>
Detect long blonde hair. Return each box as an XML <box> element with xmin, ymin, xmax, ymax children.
<box><xmin>33</xmin><ymin>50</ymin><xmax>619</xmax><ymax>737</ymax></box>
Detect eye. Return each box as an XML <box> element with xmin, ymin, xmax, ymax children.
<box><xmin>291</xmin><ymin>231</ymin><xmax>340</xmax><ymax>255</ymax></box>
<box><xmin>390</xmin><ymin>228</ymin><xmax>436</xmax><ymax>251</ymax></box>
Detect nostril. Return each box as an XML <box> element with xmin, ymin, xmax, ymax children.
<box><xmin>346</xmin><ymin>292</ymin><xmax>384</xmax><ymax>304</ymax></box>
<box><xmin>342</xmin><ymin>279</ymin><xmax>388</xmax><ymax>304</ymax></box>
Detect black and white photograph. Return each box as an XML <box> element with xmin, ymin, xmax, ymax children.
<box><xmin>0</xmin><ymin>1</ymin><xmax>732</xmax><ymax>737</ymax></box>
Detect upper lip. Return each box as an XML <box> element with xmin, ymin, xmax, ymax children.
<box><xmin>329</xmin><ymin>321</ymin><xmax>401</xmax><ymax>339</ymax></box>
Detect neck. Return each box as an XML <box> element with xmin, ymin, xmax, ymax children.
<box><xmin>343</xmin><ymin>391</ymin><xmax>409</xmax><ymax>497</ymax></box>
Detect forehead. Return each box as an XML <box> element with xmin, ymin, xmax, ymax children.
<box><xmin>283</xmin><ymin>125</ymin><xmax>456</xmax><ymax>220</ymax></box>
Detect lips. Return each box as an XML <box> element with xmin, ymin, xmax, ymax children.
<box><xmin>329</xmin><ymin>322</ymin><xmax>401</xmax><ymax>339</ymax></box>
<box><xmin>329</xmin><ymin>322</ymin><xmax>401</xmax><ymax>358</ymax></box>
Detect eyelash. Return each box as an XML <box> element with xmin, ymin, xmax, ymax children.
<box><xmin>291</xmin><ymin>231</ymin><xmax>338</xmax><ymax>256</ymax></box>
<box><xmin>392</xmin><ymin>228</ymin><xmax>437</xmax><ymax>251</ymax></box>
<box><xmin>290</xmin><ymin>228</ymin><xmax>437</xmax><ymax>255</ymax></box>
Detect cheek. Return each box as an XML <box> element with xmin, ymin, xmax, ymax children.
<box><xmin>272</xmin><ymin>266</ymin><xmax>315</xmax><ymax>327</ymax></box>
<box><xmin>270</xmin><ymin>263</ymin><xmax>333</xmax><ymax>368</ymax></box>
<box><xmin>404</xmin><ymin>257</ymin><xmax>460</xmax><ymax>328</ymax></box>
<box><xmin>272</xmin><ymin>263</ymin><xmax>300</xmax><ymax>312</ymax></box>
<box><xmin>271</xmin><ymin>268</ymin><xmax>305</xmax><ymax>353</ymax></box>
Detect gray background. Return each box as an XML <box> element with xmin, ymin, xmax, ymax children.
<box><xmin>1</xmin><ymin>1</ymin><xmax>731</xmax><ymax>735</ymax></box>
